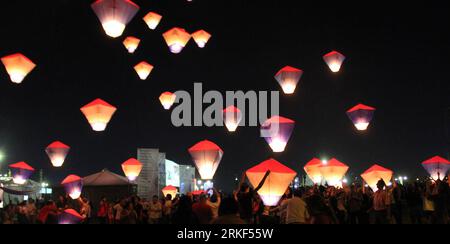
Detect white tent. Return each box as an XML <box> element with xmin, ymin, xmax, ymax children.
<box><xmin>83</xmin><ymin>169</ymin><xmax>131</xmax><ymax>186</ymax></box>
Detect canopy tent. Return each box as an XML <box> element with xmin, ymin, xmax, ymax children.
<box><xmin>83</xmin><ymin>169</ymin><xmax>131</xmax><ymax>186</ymax></box>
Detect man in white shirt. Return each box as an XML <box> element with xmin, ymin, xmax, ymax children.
<box><xmin>283</xmin><ymin>190</ymin><xmax>310</xmax><ymax>224</ymax></box>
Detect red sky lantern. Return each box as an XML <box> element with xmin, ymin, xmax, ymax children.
<box><xmin>304</xmin><ymin>158</ymin><xmax>323</xmax><ymax>184</ymax></box>
<box><xmin>347</xmin><ymin>104</ymin><xmax>376</xmax><ymax>131</ymax></box>
<box><xmin>163</xmin><ymin>28</ymin><xmax>191</xmax><ymax>54</ymax></box>
<box><xmin>191</xmin><ymin>30</ymin><xmax>212</xmax><ymax>48</ymax></box>
<box><xmin>159</xmin><ymin>92</ymin><xmax>177</xmax><ymax>110</ymax></box>
<box><xmin>9</xmin><ymin>162</ymin><xmax>35</xmax><ymax>185</ymax></box>
<box><xmin>361</xmin><ymin>164</ymin><xmax>393</xmax><ymax>192</ymax></box>
<box><xmin>274</xmin><ymin>66</ymin><xmax>303</xmax><ymax>95</ymax></box>
<box><xmin>58</xmin><ymin>209</ymin><xmax>85</xmax><ymax>225</ymax></box>
<box><xmin>319</xmin><ymin>158</ymin><xmax>349</xmax><ymax>187</ymax></box>
<box><xmin>80</xmin><ymin>99</ymin><xmax>117</xmax><ymax>132</ymax></box>
<box><xmin>323</xmin><ymin>50</ymin><xmax>346</xmax><ymax>73</ymax></box>
<box><xmin>223</xmin><ymin>106</ymin><xmax>242</xmax><ymax>132</ymax></box>
<box><xmin>91</xmin><ymin>0</ymin><xmax>140</xmax><ymax>38</ymax></box>
<box><xmin>1</xmin><ymin>53</ymin><xmax>36</xmax><ymax>84</ymax></box>
<box><xmin>61</xmin><ymin>175</ymin><xmax>83</xmax><ymax>200</ymax></box>
<box><xmin>246</xmin><ymin>158</ymin><xmax>297</xmax><ymax>206</ymax></box>
<box><xmin>162</xmin><ymin>185</ymin><xmax>178</xmax><ymax>198</ymax></box>
<box><xmin>261</xmin><ymin>116</ymin><xmax>295</xmax><ymax>153</ymax></box>
<box><xmin>422</xmin><ymin>156</ymin><xmax>450</xmax><ymax>181</ymax></box>
<box><xmin>188</xmin><ymin>140</ymin><xmax>223</xmax><ymax>180</ymax></box>
<box><xmin>122</xmin><ymin>158</ymin><xmax>143</xmax><ymax>181</ymax></box>
<box><xmin>46</xmin><ymin>141</ymin><xmax>70</xmax><ymax>167</ymax></box>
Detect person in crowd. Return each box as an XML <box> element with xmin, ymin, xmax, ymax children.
<box><xmin>282</xmin><ymin>189</ymin><xmax>310</xmax><ymax>224</ymax></box>
<box><xmin>406</xmin><ymin>182</ymin><xmax>423</xmax><ymax>224</ymax></box>
<box><xmin>149</xmin><ymin>195</ymin><xmax>163</xmax><ymax>224</ymax></box>
<box><xmin>171</xmin><ymin>195</ymin><xmax>199</xmax><ymax>225</ymax></box>
<box><xmin>56</xmin><ymin>195</ymin><xmax>67</xmax><ymax>211</ymax></box>
<box><xmin>423</xmin><ymin>181</ymin><xmax>436</xmax><ymax>224</ymax></box>
<box><xmin>97</xmin><ymin>197</ymin><xmax>109</xmax><ymax>224</ymax></box>
<box><xmin>211</xmin><ymin>197</ymin><xmax>246</xmax><ymax>224</ymax></box>
<box><xmin>37</xmin><ymin>200</ymin><xmax>58</xmax><ymax>224</ymax></box>
<box><xmin>206</xmin><ymin>188</ymin><xmax>221</xmax><ymax>220</ymax></box>
<box><xmin>162</xmin><ymin>194</ymin><xmax>173</xmax><ymax>224</ymax></box>
<box><xmin>79</xmin><ymin>197</ymin><xmax>92</xmax><ymax>224</ymax></box>
<box><xmin>113</xmin><ymin>199</ymin><xmax>125</xmax><ymax>224</ymax></box>
<box><xmin>26</xmin><ymin>199</ymin><xmax>37</xmax><ymax>224</ymax></box>
<box><xmin>372</xmin><ymin>179</ymin><xmax>391</xmax><ymax>224</ymax></box>
<box><xmin>192</xmin><ymin>194</ymin><xmax>213</xmax><ymax>224</ymax></box>
<box><xmin>347</xmin><ymin>185</ymin><xmax>363</xmax><ymax>224</ymax></box>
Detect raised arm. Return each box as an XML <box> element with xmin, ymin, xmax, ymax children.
<box><xmin>255</xmin><ymin>170</ymin><xmax>271</xmax><ymax>192</ymax></box>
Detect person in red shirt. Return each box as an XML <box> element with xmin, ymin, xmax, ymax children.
<box><xmin>97</xmin><ymin>197</ymin><xmax>109</xmax><ymax>224</ymax></box>
<box><xmin>192</xmin><ymin>194</ymin><xmax>213</xmax><ymax>224</ymax></box>
<box><xmin>37</xmin><ymin>201</ymin><xmax>58</xmax><ymax>224</ymax></box>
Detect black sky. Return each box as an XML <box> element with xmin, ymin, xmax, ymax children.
<box><xmin>0</xmin><ymin>0</ymin><xmax>449</xmax><ymax>191</ymax></box>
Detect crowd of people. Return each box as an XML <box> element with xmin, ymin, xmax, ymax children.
<box><xmin>1</xmin><ymin>172</ymin><xmax>449</xmax><ymax>224</ymax></box>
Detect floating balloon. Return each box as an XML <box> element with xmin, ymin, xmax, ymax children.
<box><xmin>223</xmin><ymin>106</ymin><xmax>242</xmax><ymax>132</ymax></box>
<box><xmin>246</xmin><ymin>158</ymin><xmax>297</xmax><ymax>206</ymax></box>
<box><xmin>361</xmin><ymin>164</ymin><xmax>393</xmax><ymax>192</ymax></box>
<box><xmin>91</xmin><ymin>0</ymin><xmax>140</xmax><ymax>38</ymax></box>
<box><xmin>61</xmin><ymin>175</ymin><xmax>83</xmax><ymax>200</ymax></box>
<box><xmin>188</xmin><ymin>140</ymin><xmax>223</xmax><ymax>180</ymax></box>
<box><xmin>191</xmin><ymin>30</ymin><xmax>211</xmax><ymax>48</ymax></box>
<box><xmin>143</xmin><ymin>12</ymin><xmax>162</xmax><ymax>30</ymax></box>
<box><xmin>1</xmin><ymin>53</ymin><xmax>36</xmax><ymax>84</ymax></box>
<box><xmin>122</xmin><ymin>158</ymin><xmax>143</xmax><ymax>181</ymax></box>
<box><xmin>46</xmin><ymin>141</ymin><xmax>70</xmax><ymax>167</ymax></box>
<box><xmin>304</xmin><ymin>158</ymin><xmax>323</xmax><ymax>184</ymax></box>
<box><xmin>163</xmin><ymin>28</ymin><xmax>191</xmax><ymax>54</ymax></box>
<box><xmin>261</xmin><ymin>116</ymin><xmax>295</xmax><ymax>153</ymax></box>
<box><xmin>59</xmin><ymin>209</ymin><xmax>85</xmax><ymax>225</ymax></box>
<box><xmin>81</xmin><ymin>99</ymin><xmax>117</xmax><ymax>132</ymax></box>
<box><xmin>162</xmin><ymin>185</ymin><xmax>178</xmax><ymax>198</ymax></box>
<box><xmin>347</xmin><ymin>104</ymin><xmax>376</xmax><ymax>131</ymax></box>
<box><xmin>159</xmin><ymin>92</ymin><xmax>177</xmax><ymax>110</ymax></box>
<box><xmin>319</xmin><ymin>158</ymin><xmax>349</xmax><ymax>187</ymax></box>
<box><xmin>134</xmin><ymin>61</ymin><xmax>154</xmax><ymax>80</ymax></box>
<box><xmin>323</xmin><ymin>50</ymin><xmax>346</xmax><ymax>73</ymax></box>
<box><xmin>422</xmin><ymin>156</ymin><xmax>450</xmax><ymax>181</ymax></box>
<box><xmin>123</xmin><ymin>36</ymin><xmax>141</xmax><ymax>53</ymax></box>
<box><xmin>275</xmin><ymin>66</ymin><xmax>303</xmax><ymax>95</ymax></box>
<box><xmin>9</xmin><ymin>162</ymin><xmax>35</xmax><ymax>185</ymax></box>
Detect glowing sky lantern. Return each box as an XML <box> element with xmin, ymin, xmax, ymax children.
<box><xmin>163</xmin><ymin>28</ymin><xmax>191</xmax><ymax>54</ymax></box>
<box><xmin>191</xmin><ymin>30</ymin><xmax>212</xmax><ymax>48</ymax></box>
<box><xmin>45</xmin><ymin>141</ymin><xmax>70</xmax><ymax>167</ymax></box>
<box><xmin>319</xmin><ymin>158</ymin><xmax>349</xmax><ymax>187</ymax></box>
<box><xmin>361</xmin><ymin>164</ymin><xmax>393</xmax><ymax>192</ymax></box>
<box><xmin>134</xmin><ymin>61</ymin><xmax>154</xmax><ymax>80</ymax></box>
<box><xmin>162</xmin><ymin>185</ymin><xmax>178</xmax><ymax>198</ymax></box>
<box><xmin>223</xmin><ymin>106</ymin><xmax>242</xmax><ymax>132</ymax></box>
<box><xmin>274</xmin><ymin>66</ymin><xmax>303</xmax><ymax>95</ymax></box>
<box><xmin>91</xmin><ymin>0</ymin><xmax>140</xmax><ymax>38</ymax></box>
<box><xmin>347</xmin><ymin>104</ymin><xmax>376</xmax><ymax>131</ymax></box>
<box><xmin>143</xmin><ymin>12</ymin><xmax>162</xmax><ymax>30</ymax></box>
<box><xmin>323</xmin><ymin>50</ymin><xmax>346</xmax><ymax>73</ymax></box>
<box><xmin>422</xmin><ymin>156</ymin><xmax>450</xmax><ymax>181</ymax></box>
<box><xmin>261</xmin><ymin>116</ymin><xmax>295</xmax><ymax>153</ymax></box>
<box><xmin>1</xmin><ymin>53</ymin><xmax>36</xmax><ymax>84</ymax></box>
<box><xmin>59</xmin><ymin>209</ymin><xmax>85</xmax><ymax>225</ymax></box>
<box><xmin>9</xmin><ymin>162</ymin><xmax>35</xmax><ymax>185</ymax></box>
<box><xmin>123</xmin><ymin>36</ymin><xmax>141</xmax><ymax>53</ymax></box>
<box><xmin>188</xmin><ymin>140</ymin><xmax>224</xmax><ymax>180</ymax></box>
<box><xmin>159</xmin><ymin>92</ymin><xmax>177</xmax><ymax>110</ymax></box>
<box><xmin>304</xmin><ymin>158</ymin><xmax>323</xmax><ymax>184</ymax></box>
<box><xmin>80</xmin><ymin>99</ymin><xmax>117</xmax><ymax>132</ymax></box>
<box><xmin>246</xmin><ymin>158</ymin><xmax>297</xmax><ymax>206</ymax></box>
<box><xmin>61</xmin><ymin>175</ymin><xmax>83</xmax><ymax>200</ymax></box>
<box><xmin>122</xmin><ymin>158</ymin><xmax>143</xmax><ymax>181</ymax></box>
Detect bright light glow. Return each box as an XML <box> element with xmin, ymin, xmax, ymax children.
<box><xmin>269</xmin><ymin>138</ymin><xmax>288</xmax><ymax>153</ymax></box>
<box><xmin>102</xmin><ymin>21</ymin><xmax>126</xmax><ymax>38</ymax></box>
<box><xmin>342</xmin><ymin>178</ymin><xmax>348</xmax><ymax>184</ymax></box>
<box><xmin>280</xmin><ymin>83</ymin><xmax>297</xmax><ymax>94</ymax></box>
<box><xmin>197</xmin><ymin>180</ymin><xmax>203</xmax><ymax>185</ymax></box>
<box><xmin>91</xmin><ymin>122</ymin><xmax>108</xmax><ymax>132</ymax></box>
<box><xmin>13</xmin><ymin>176</ymin><xmax>26</xmax><ymax>185</ymax></box>
<box><xmin>50</xmin><ymin>157</ymin><xmax>65</xmax><ymax>167</ymax></box>
<box><xmin>328</xmin><ymin>62</ymin><xmax>342</xmax><ymax>73</ymax></box>
<box><xmin>169</xmin><ymin>44</ymin><xmax>184</xmax><ymax>54</ymax></box>
<box><xmin>10</xmin><ymin>74</ymin><xmax>26</xmax><ymax>84</ymax></box>
<box><xmin>355</xmin><ymin>122</ymin><xmax>370</xmax><ymax>131</ymax></box>
<box><xmin>322</xmin><ymin>160</ymin><xmax>328</xmax><ymax>165</ymax></box>
<box><xmin>69</xmin><ymin>189</ymin><xmax>82</xmax><ymax>200</ymax></box>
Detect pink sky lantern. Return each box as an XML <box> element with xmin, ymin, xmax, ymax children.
<box><xmin>261</xmin><ymin>116</ymin><xmax>295</xmax><ymax>153</ymax></box>
<box><xmin>80</xmin><ymin>98</ymin><xmax>117</xmax><ymax>132</ymax></box>
<box><xmin>91</xmin><ymin>0</ymin><xmax>140</xmax><ymax>38</ymax></box>
<box><xmin>61</xmin><ymin>175</ymin><xmax>83</xmax><ymax>200</ymax></box>
<box><xmin>319</xmin><ymin>158</ymin><xmax>349</xmax><ymax>187</ymax></box>
<box><xmin>323</xmin><ymin>50</ymin><xmax>346</xmax><ymax>73</ymax></box>
<box><xmin>361</xmin><ymin>164</ymin><xmax>393</xmax><ymax>192</ymax></box>
<box><xmin>58</xmin><ymin>209</ymin><xmax>85</xmax><ymax>225</ymax></box>
<box><xmin>304</xmin><ymin>158</ymin><xmax>323</xmax><ymax>184</ymax></box>
<box><xmin>162</xmin><ymin>185</ymin><xmax>178</xmax><ymax>198</ymax></box>
<box><xmin>347</xmin><ymin>104</ymin><xmax>376</xmax><ymax>131</ymax></box>
<box><xmin>9</xmin><ymin>162</ymin><xmax>35</xmax><ymax>185</ymax></box>
<box><xmin>274</xmin><ymin>66</ymin><xmax>303</xmax><ymax>95</ymax></box>
<box><xmin>122</xmin><ymin>158</ymin><xmax>143</xmax><ymax>181</ymax></box>
<box><xmin>1</xmin><ymin>53</ymin><xmax>36</xmax><ymax>84</ymax></box>
<box><xmin>422</xmin><ymin>156</ymin><xmax>450</xmax><ymax>181</ymax></box>
<box><xmin>188</xmin><ymin>140</ymin><xmax>224</xmax><ymax>180</ymax></box>
<box><xmin>46</xmin><ymin>141</ymin><xmax>70</xmax><ymax>167</ymax></box>
<box><xmin>223</xmin><ymin>106</ymin><xmax>242</xmax><ymax>132</ymax></box>
<box><xmin>159</xmin><ymin>92</ymin><xmax>177</xmax><ymax>110</ymax></box>
<box><xmin>246</xmin><ymin>158</ymin><xmax>297</xmax><ymax>206</ymax></box>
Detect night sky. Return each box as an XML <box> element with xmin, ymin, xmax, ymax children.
<box><xmin>0</xmin><ymin>1</ymin><xmax>449</xmax><ymax>191</ymax></box>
